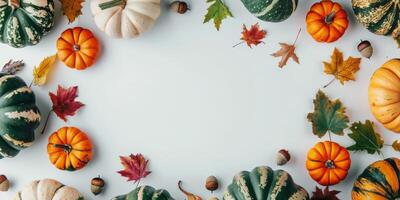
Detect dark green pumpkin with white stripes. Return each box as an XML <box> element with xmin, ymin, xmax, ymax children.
<box><xmin>240</xmin><ymin>0</ymin><xmax>298</xmax><ymax>22</ymax></box>
<box><xmin>0</xmin><ymin>73</ymin><xmax>41</xmax><ymax>159</ymax></box>
<box><xmin>223</xmin><ymin>166</ymin><xmax>309</xmax><ymax>200</ymax></box>
<box><xmin>0</xmin><ymin>0</ymin><xmax>55</xmax><ymax>48</ymax></box>
<box><xmin>112</xmin><ymin>186</ymin><xmax>174</xmax><ymax>200</ymax></box>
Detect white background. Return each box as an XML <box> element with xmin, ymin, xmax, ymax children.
<box><xmin>1</xmin><ymin>0</ymin><xmax>400</xmax><ymax>199</ymax></box>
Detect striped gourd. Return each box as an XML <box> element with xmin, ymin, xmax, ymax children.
<box><xmin>14</xmin><ymin>179</ymin><xmax>84</xmax><ymax>200</ymax></box>
<box><xmin>0</xmin><ymin>0</ymin><xmax>55</xmax><ymax>48</ymax></box>
<box><xmin>0</xmin><ymin>73</ymin><xmax>41</xmax><ymax>159</ymax></box>
<box><xmin>352</xmin><ymin>158</ymin><xmax>400</xmax><ymax>200</ymax></box>
<box><xmin>223</xmin><ymin>166</ymin><xmax>309</xmax><ymax>200</ymax></box>
<box><xmin>240</xmin><ymin>0</ymin><xmax>298</xmax><ymax>22</ymax></box>
<box><xmin>112</xmin><ymin>186</ymin><xmax>174</xmax><ymax>200</ymax></box>
<box><xmin>352</xmin><ymin>0</ymin><xmax>400</xmax><ymax>37</ymax></box>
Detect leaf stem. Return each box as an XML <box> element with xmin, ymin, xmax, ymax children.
<box><xmin>40</xmin><ymin>109</ymin><xmax>53</xmax><ymax>135</ymax></box>
<box><xmin>232</xmin><ymin>41</ymin><xmax>244</xmax><ymax>48</ymax></box>
<box><xmin>292</xmin><ymin>28</ymin><xmax>301</xmax><ymax>46</ymax></box>
<box><xmin>29</xmin><ymin>80</ymin><xmax>33</xmax><ymax>88</ymax></box>
<box><xmin>135</xmin><ymin>179</ymin><xmax>141</xmax><ymax>189</ymax></box>
<box><xmin>323</xmin><ymin>78</ymin><xmax>336</xmax><ymax>88</ymax></box>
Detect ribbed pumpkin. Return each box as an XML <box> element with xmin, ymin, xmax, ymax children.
<box><xmin>222</xmin><ymin>166</ymin><xmax>309</xmax><ymax>200</ymax></box>
<box><xmin>47</xmin><ymin>127</ymin><xmax>93</xmax><ymax>171</ymax></box>
<box><xmin>0</xmin><ymin>73</ymin><xmax>41</xmax><ymax>159</ymax></box>
<box><xmin>13</xmin><ymin>179</ymin><xmax>83</xmax><ymax>200</ymax></box>
<box><xmin>0</xmin><ymin>0</ymin><xmax>55</xmax><ymax>48</ymax></box>
<box><xmin>352</xmin><ymin>0</ymin><xmax>400</xmax><ymax>39</ymax></box>
<box><xmin>112</xmin><ymin>185</ymin><xmax>174</xmax><ymax>200</ymax></box>
<box><xmin>352</xmin><ymin>158</ymin><xmax>400</xmax><ymax>200</ymax></box>
<box><xmin>369</xmin><ymin>59</ymin><xmax>400</xmax><ymax>133</ymax></box>
<box><xmin>57</xmin><ymin>27</ymin><xmax>100</xmax><ymax>70</ymax></box>
<box><xmin>240</xmin><ymin>0</ymin><xmax>298</xmax><ymax>22</ymax></box>
<box><xmin>306</xmin><ymin>141</ymin><xmax>351</xmax><ymax>186</ymax></box>
<box><xmin>306</xmin><ymin>0</ymin><xmax>349</xmax><ymax>43</ymax></box>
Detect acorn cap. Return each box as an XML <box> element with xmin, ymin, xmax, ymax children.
<box><xmin>91</xmin><ymin>177</ymin><xmax>105</xmax><ymax>187</ymax></box>
<box><xmin>357</xmin><ymin>40</ymin><xmax>373</xmax><ymax>59</ymax></box>
<box><xmin>276</xmin><ymin>149</ymin><xmax>291</xmax><ymax>166</ymax></box>
<box><xmin>357</xmin><ymin>40</ymin><xmax>371</xmax><ymax>51</ymax></box>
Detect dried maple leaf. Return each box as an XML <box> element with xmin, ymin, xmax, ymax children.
<box><xmin>49</xmin><ymin>85</ymin><xmax>84</xmax><ymax>122</ymax></box>
<box><xmin>59</xmin><ymin>0</ymin><xmax>84</xmax><ymax>23</ymax></box>
<box><xmin>323</xmin><ymin>48</ymin><xmax>361</xmax><ymax>87</ymax></box>
<box><xmin>2</xmin><ymin>60</ymin><xmax>24</xmax><ymax>75</ymax></box>
<box><xmin>234</xmin><ymin>23</ymin><xmax>266</xmax><ymax>48</ymax></box>
<box><xmin>33</xmin><ymin>54</ymin><xmax>57</xmax><ymax>86</ymax></box>
<box><xmin>117</xmin><ymin>154</ymin><xmax>151</xmax><ymax>183</ymax></box>
<box><xmin>271</xmin><ymin>29</ymin><xmax>301</xmax><ymax>68</ymax></box>
<box><xmin>178</xmin><ymin>181</ymin><xmax>202</xmax><ymax>200</ymax></box>
<box><xmin>311</xmin><ymin>186</ymin><xmax>340</xmax><ymax>200</ymax></box>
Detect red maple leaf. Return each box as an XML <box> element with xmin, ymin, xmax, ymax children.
<box><xmin>311</xmin><ymin>186</ymin><xmax>340</xmax><ymax>200</ymax></box>
<box><xmin>49</xmin><ymin>85</ymin><xmax>84</xmax><ymax>122</ymax></box>
<box><xmin>235</xmin><ymin>23</ymin><xmax>266</xmax><ymax>48</ymax></box>
<box><xmin>117</xmin><ymin>154</ymin><xmax>151</xmax><ymax>183</ymax></box>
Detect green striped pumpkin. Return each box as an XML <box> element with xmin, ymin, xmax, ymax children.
<box><xmin>112</xmin><ymin>186</ymin><xmax>174</xmax><ymax>200</ymax></box>
<box><xmin>352</xmin><ymin>0</ymin><xmax>400</xmax><ymax>38</ymax></box>
<box><xmin>223</xmin><ymin>166</ymin><xmax>309</xmax><ymax>200</ymax></box>
<box><xmin>240</xmin><ymin>0</ymin><xmax>298</xmax><ymax>22</ymax></box>
<box><xmin>0</xmin><ymin>73</ymin><xmax>41</xmax><ymax>159</ymax></box>
<box><xmin>0</xmin><ymin>0</ymin><xmax>55</xmax><ymax>48</ymax></box>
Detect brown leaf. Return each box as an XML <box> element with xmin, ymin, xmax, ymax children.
<box><xmin>59</xmin><ymin>0</ymin><xmax>84</xmax><ymax>23</ymax></box>
<box><xmin>178</xmin><ymin>181</ymin><xmax>202</xmax><ymax>200</ymax></box>
<box><xmin>311</xmin><ymin>186</ymin><xmax>340</xmax><ymax>200</ymax></box>
<box><xmin>2</xmin><ymin>60</ymin><xmax>24</xmax><ymax>75</ymax></box>
<box><xmin>271</xmin><ymin>29</ymin><xmax>301</xmax><ymax>68</ymax></box>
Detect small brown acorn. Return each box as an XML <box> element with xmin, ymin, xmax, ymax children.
<box><xmin>169</xmin><ymin>1</ymin><xmax>189</xmax><ymax>14</ymax></box>
<box><xmin>276</xmin><ymin>149</ymin><xmax>291</xmax><ymax>166</ymax></box>
<box><xmin>205</xmin><ymin>176</ymin><xmax>218</xmax><ymax>192</ymax></box>
<box><xmin>357</xmin><ymin>40</ymin><xmax>373</xmax><ymax>59</ymax></box>
<box><xmin>0</xmin><ymin>175</ymin><xmax>10</xmax><ymax>192</ymax></box>
<box><xmin>91</xmin><ymin>176</ymin><xmax>105</xmax><ymax>195</ymax></box>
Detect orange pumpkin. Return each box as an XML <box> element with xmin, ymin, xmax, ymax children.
<box><xmin>57</xmin><ymin>27</ymin><xmax>100</xmax><ymax>70</ymax></box>
<box><xmin>306</xmin><ymin>0</ymin><xmax>349</xmax><ymax>43</ymax></box>
<box><xmin>47</xmin><ymin>127</ymin><xmax>93</xmax><ymax>171</ymax></box>
<box><xmin>306</xmin><ymin>141</ymin><xmax>351</xmax><ymax>186</ymax></box>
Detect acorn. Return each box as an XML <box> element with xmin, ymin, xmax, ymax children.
<box><xmin>169</xmin><ymin>1</ymin><xmax>189</xmax><ymax>14</ymax></box>
<box><xmin>276</xmin><ymin>149</ymin><xmax>291</xmax><ymax>166</ymax></box>
<box><xmin>91</xmin><ymin>176</ymin><xmax>105</xmax><ymax>195</ymax></box>
<box><xmin>357</xmin><ymin>40</ymin><xmax>373</xmax><ymax>59</ymax></box>
<box><xmin>0</xmin><ymin>175</ymin><xmax>9</xmax><ymax>192</ymax></box>
<box><xmin>205</xmin><ymin>176</ymin><xmax>218</xmax><ymax>192</ymax></box>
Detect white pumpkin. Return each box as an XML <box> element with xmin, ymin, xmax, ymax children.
<box><xmin>90</xmin><ymin>0</ymin><xmax>161</xmax><ymax>38</ymax></box>
<box><xmin>13</xmin><ymin>179</ymin><xmax>83</xmax><ymax>200</ymax></box>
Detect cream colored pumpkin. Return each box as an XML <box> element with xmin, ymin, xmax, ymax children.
<box><xmin>13</xmin><ymin>179</ymin><xmax>83</xmax><ymax>200</ymax></box>
<box><xmin>90</xmin><ymin>0</ymin><xmax>160</xmax><ymax>38</ymax></box>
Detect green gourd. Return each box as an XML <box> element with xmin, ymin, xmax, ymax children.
<box><xmin>240</xmin><ymin>0</ymin><xmax>298</xmax><ymax>22</ymax></box>
<box><xmin>0</xmin><ymin>73</ymin><xmax>41</xmax><ymax>159</ymax></box>
<box><xmin>112</xmin><ymin>186</ymin><xmax>174</xmax><ymax>200</ymax></box>
<box><xmin>0</xmin><ymin>0</ymin><xmax>55</xmax><ymax>48</ymax></box>
<box><xmin>223</xmin><ymin>166</ymin><xmax>309</xmax><ymax>200</ymax></box>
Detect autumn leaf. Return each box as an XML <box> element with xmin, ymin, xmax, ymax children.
<box><xmin>203</xmin><ymin>0</ymin><xmax>232</xmax><ymax>31</ymax></box>
<box><xmin>59</xmin><ymin>0</ymin><xmax>84</xmax><ymax>23</ymax></box>
<box><xmin>347</xmin><ymin>120</ymin><xmax>384</xmax><ymax>155</ymax></box>
<box><xmin>393</xmin><ymin>140</ymin><xmax>400</xmax><ymax>152</ymax></box>
<box><xmin>311</xmin><ymin>186</ymin><xmax>340</xmax><ymax>200</ymax></box>
<box><xmin>49</xmin><ymin>85</ymin><xmax>84</xmax><ymax>122</ymax></box>
<box><xmin>234</xmin><ymin>23</ymin><xmax>266</xmax><ymax>48</ymax></box>
<box><xmin>117</xmin><ymin>154</ymin><xmax>151</xmax><ymax>183</ymax></box>
<box><xmin>178</xmin><ymin>181</ymin><xmax>202</xmax><ymax>200</ymax></box>
<box><xmin>2</xmin><ymin>60</ymin><xmax>24</xmax><ymax>75</ymax></box>
<box><xmin>323</xmin><ymin>48</ymin><xmax>361</xmax><ymax>88</ymax></box>
<box><xmin>307</xmin><ymin>90</ymin><xmax>349</xmax><ymax>138</ymax></box>
<box><xmin>271</xmin><ymin>29</ymin><xmax>301</xmax><ymax>68</ymax></box>
<box><xmin>33</xmin><ymin>55</ymin><xmax>57</xmax><ymax>86</ymax></box>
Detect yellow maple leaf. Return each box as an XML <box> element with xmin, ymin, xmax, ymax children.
<box><xmin>323</xmin><ymin>48</ymin><xmax>361</xmax><ymax>87</ymax></box>
<box><xmin>33</xmin><ymin>55</ymin><xmax>57</xmax><ymax>86</ymax></box>
<box><xmin>393</xmin><ymin>140</ymin><xmax>400</xmax><ymax>152</ymax></box>
<box><xmin>59</xmin><ymin>0</ymin><xmax>84</xmax><ymax>23</ymax></box>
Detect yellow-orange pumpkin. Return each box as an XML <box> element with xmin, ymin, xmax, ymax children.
<box><xmin>57</xmin><ymin>27</ymin><xmax>100</xmax><ymax>70</ymax></box>
<box><xmin>369</xmin><ymin>59</ymin><xmax>400</xmax><ymax>133</ymax></box>
<box><xmin>47</xmin><ymin>127</ymin><xmax>93</xmax><ymax>171</ymax></box>
<box><xmin>306</xmin><ymin>141</ymin><xmax>351</xmax><ymax>186</ymax></box>
<box><xmin>306</xmin><ymin>0</ymin><xmax>349</xmax><ymax>43</ymax></box>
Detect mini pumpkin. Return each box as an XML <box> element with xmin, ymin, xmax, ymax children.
<box><xmin>13</xmin><ymin>179</ymin><xmax>83</xmax><ymax>200</ymax></box>
<box><xmin>369</xmin><ymin>59</ymin><xmax>400</xmax><ymax>133</ymax></box>
<box><xmin>56</xmin><ymin>27</ymin><xmax>100</xmax><ymax>70</ymax></box>
<box><xmin>47</xmin><ymin>126</ymin><xmax>93</xmax><ymax>171</ymax></box>
<box><xmin>306</xmin><ymin>0</ymin><xmax>349</xmax><ymax>43</ymax></box>
<box><xmin>306</xmin><ymin>141</ymin><xmax>351</xmax><ymax>186</ymax></box>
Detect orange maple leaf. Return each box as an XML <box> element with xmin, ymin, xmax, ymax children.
<box><xmin>234</xmin><ymin>23</ymin><xmax>266</xmax><ymax>48</ymax></box>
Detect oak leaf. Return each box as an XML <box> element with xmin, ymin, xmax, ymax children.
<box><xmin>178</xmin><ymin>181</ymin><xmax>202</xmax><ymax>200</ymax></box>
<box><xmin>311</xmin><ymin>186</ymin><xmax>340</xmax><ymax>200</ymax></box>
<box><xmin>203</xmin><ymin>0</ymin><xmax>232</xmax><ymax>31</ymax></box>
<box><xmin>271</xmin><ymin>29</ymin><xmax>301</xmax><ymax>68</ymax></box>
<box><xmin>2</xmin><ymin>60</ymin><xmax>24</xmax><ymax>75</ymax></box>
<box><xmin>117</xmin><ymin>154</ymin><xmax>151</xmax><ymax>183</ymax></box>
<box><xmin>347</xmin><ymin>120</ymin><xmax>384</xmax><ymax>155</ymax></box>
<box><xmin>59</xmin><ymin>0</ymin><xmax>84</xmax><ymax>23</ymax></box>
<box><xmin>49</xmin><ymin>85</ymin><xmax>84</xmax><ymax>121</ymax></box>
<box><xmin>33</xmin><ymin>55</ymin><xmax>57</xmax><ymax>86</ymax></box>
<box><xmin>238</xmin><ymin>23</ymin><xmax>266</xmax><ymax>48</ymax></box>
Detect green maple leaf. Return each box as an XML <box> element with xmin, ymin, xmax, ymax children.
<box><xmin>347</xmin><ymin>120</ymin><xmax>384</xmax><ymax>155</ymax></box>
<box><xmin>203</xmin><ymin>0</ymin><xmax>233</xmax><ymax>31</ymax></box>
<box><xmin>307</xmin><ymin>90</ymin><xmax>349</xmax><ymax>138</ymax></box>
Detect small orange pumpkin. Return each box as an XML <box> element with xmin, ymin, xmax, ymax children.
<box><xmin>306</xmin><ymin>141</ymin><xmax>351</xmax><ymax>186</ymax></box>
<box><xmin>57</xmin><ymin>27</ymin><xmax>100</xmax><ymax>70</ymax></box>
<box><xmin>306</xmin><ymin>0</ymin><xmax>349</xmax><ymax>43</ymax></box>
<box><xmin>47</xmin><ymin>127</ymin><xmax>93</xmax><ymax>171</ymax></box>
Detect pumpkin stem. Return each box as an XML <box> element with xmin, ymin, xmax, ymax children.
<box><xmin>325</xmin><ymin>12</ymin><xmax>336</xmax><ymax>24</ymax></box>
<box><xmin>40</xmin><ymin>109</ymin><xmax>53</xmax><ymax>135</ymax></box>
<box><xmin>73</xmin><ymin>44</ymin><xmax>80</xmax><ymax>51</ymax></box>
<box><xmin>325</xmin><ymin>160</ymin><xmax>335</xmax><ymax>169</ymax></box>
<box><xmin>99</xmin><ymin>0</ymin><xmax>127</xmax><ymax>10</ymax></box>
<box><xmin>53</xmin><ymin>144</ymin><xmax>73</xmax><ymax>153</ymax></box>
<box><xmin>7</xmin><ymin>0</ymin><xmax>19</xmax><ymax>8</ymax></box>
